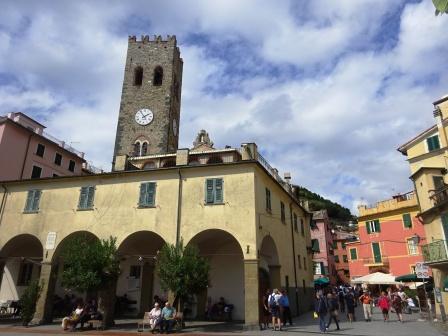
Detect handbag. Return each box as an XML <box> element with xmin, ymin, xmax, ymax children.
<box><xmin>313</xmin><ymin>312</ymin><xmax>318</xmax><ymax>319</ymax></box>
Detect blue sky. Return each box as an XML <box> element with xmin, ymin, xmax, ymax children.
<box><xmin>0</xmin><ymin>0</ymin><xmax>447</xmax><ymax>214</ymax></box>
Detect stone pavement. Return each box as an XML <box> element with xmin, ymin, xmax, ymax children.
<box><xmin>0</xmin><ymin>305</ymin><xmax>445</xmax><ymax>336</ymax></box>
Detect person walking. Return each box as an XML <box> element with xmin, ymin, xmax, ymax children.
<box><xmin>268</xmin><ymin>289</ymin><xmax>282</xmax><ymax>331</ymax></box>
<box><xmin>391</xmin><ymin>293</ymin><xmax>404</xmax><ymax>323</ymax></box>
<box><xmin>338</xmin><ymin>288</ymin><xmax>345</xmax><ymax>313</ymax></box>
<box><xmin>260</xmin><ymin>289</ymin><xmax>271</xmax><ymax>330</ymax></box>
<box><xmin>326</xmin><ymin>293</ymin><xmax>340</xmax><ymax>331</ymax></box>
<box><xmin>280</xmin><ymin>289</ymin><xmax>292</xmax><ymax>326</ymax></box>
<box><xmin>345</xmin><ymin>289</ymin><xmax>356</xmax><ymax>323</ymax></box>
<box><xmin>378</xmin><ymin>292</ymin><xmax>390</xmax><ymax>322</ymax></box>
<box><xmin>314</xmin><ymin>292</ymin><xmax>328</xmax><ymax>333</ymax></box>
<box><xmin>359</xmin><ymin>291</ymin><xmax>373</xmax><ymax>322</ymax></box>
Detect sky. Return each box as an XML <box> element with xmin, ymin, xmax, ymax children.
<box><xmin>0</xmin><ymin>0</ymin><xmax>447</xmax><ymax>215</ymax></box>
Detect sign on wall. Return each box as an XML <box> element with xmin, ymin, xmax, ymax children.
<box><xmin>45</xmin><ymin>232</ymin><xmax>57</xmax><ymax>250</ymax></box>
<box><xmin>415</xmin><ymin>262</ymin><xmax>430</xmax><ymax>279</ymax></box>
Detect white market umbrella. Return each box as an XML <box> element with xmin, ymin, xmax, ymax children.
<box><xmin>351</xmin><ymin>272</ymin><xmax>399</xmax><ymax>285</ymax></box>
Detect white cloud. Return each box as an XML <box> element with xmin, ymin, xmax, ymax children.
<box><xmin>0</xmin><ymin>0</ymin><xmax>447</xmax><ymax>215</ymax></box>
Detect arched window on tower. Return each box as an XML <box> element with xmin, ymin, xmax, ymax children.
<box><xmin>141</xmin><ymin>142</ymin><xmax>148</xmax><ymax>156</ymax></box>
<box><xmin>134</xmin><ymin>66</ymin><xmax>143</xmax><ymax>86</ymax></box>
<box><xmin>133</xmin><ymin>142</ymin><xmax>141</xmax><ymax>156</ymax></box>
<box><xmin>153</xmin><ymin>66</ymin><xmax>163</xmax><ymax>86</ymax></box>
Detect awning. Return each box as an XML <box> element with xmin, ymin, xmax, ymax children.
<box><xmin>351</xmin><ymin>272</ymin><xmax>399</xmax><ymax>285</ymax></box>
<box><xmin>314</xmin><ymin>277</ymin><xmax>330</xmax><ymax>286</ymax></box>
<box><xmin>395</xmin><ymin>274</ymin><xmax>432</xmax><ymax>283</ymax></box>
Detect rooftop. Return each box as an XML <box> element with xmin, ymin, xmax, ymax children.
<box><xmin>357</xmin><ymin>191</ymin><xmax>418</xmax><ymax>218</ymax></box>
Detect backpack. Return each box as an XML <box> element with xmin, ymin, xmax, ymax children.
<box><xmin>268</xmin><ymin>294</ymin><xmax>277</xmax><ymax>308</ymax></box>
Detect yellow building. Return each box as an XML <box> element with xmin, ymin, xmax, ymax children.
<box><xmin>398</xmin><ymin>95</ymin><xmax>448</xmax><ymax>318</ymax></box>
<box><xmin>0</xmin><ymin>138</ymin><xmax>314</xmax><ymax>326</ymax></box>
<box><xmin>0</xmin><ymin>35</ymin><xmax>314</xmax><ymax>327</ymax></box>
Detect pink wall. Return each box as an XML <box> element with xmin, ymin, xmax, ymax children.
<box><xmin>311</xmin><ymin>218</ymin><xmax>337</xmax><ymax>284</ymax></box>
<box><xmin>348</xmin><ymin>215</ymin><xmax>427</xmax><ymax>278</ymax></box>
<box><xmin>0</xmin><ymin>120</ymin><xmax>84</xmax><ymax>181</ymax></box>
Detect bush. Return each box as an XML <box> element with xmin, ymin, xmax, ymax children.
<box><xmin>20</xmin><ymin>279</ymin><xmax>42</xmax><ymax>326</ymax></box>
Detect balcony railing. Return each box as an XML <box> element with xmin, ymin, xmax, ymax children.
<box><xmin>362</xmin><ymin>256</ymin><xmax>390</xmax><ymax>266</ymax></box>
<box><xmin>429</xmin><ymin>186</ymin><xmax>448</xmax><ymax>208</ymax></box>
<box><xmin>422</xmin><ymin>240</ymin><xmax>448</xmax><ymax>264</ymax></box>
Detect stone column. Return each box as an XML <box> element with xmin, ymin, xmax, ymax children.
<box><xmin>31</xmin><ymin>262</ymin><xmax>57</xmax><ymax>324</ymax></box>
<box><xmin>139</xmin><ymin>263</ymin><xmax>154</xmax><ymax>316</ymax></box>
<box><xmin>268</xmin><ymin>265</ymin><xmax>281</xmax><ymax>289</ymax></box>
<box><xmin>244</xmin><ymin>259</ymin><xmax>259</xmax><ymax>328</ymax></box>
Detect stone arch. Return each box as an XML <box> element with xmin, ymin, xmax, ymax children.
<box><xmin>259</xmin><ymin>235</ymin><xmax>281</xmax><ymax>290</ymax></box>
<box><xmin>116</xmin><ymin>231</ymin><xmax>166</xmax><ymax>316</ymax></box>
<box><xmin>0</xmin><ymin>234</ymin><xmax>44</xmax><ymax>302</ymax></box>
<box><xmin>186</xmin><ymin>229</ymin><xmax>244</xmax><ymax>321</ymax></box>
<box><xmin>51</xmin><ymin>231</ymin><xmax>100</xmax><ymax>264</ymax></box>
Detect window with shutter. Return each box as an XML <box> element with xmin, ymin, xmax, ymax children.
<box><xmin>138</xmin><ymin>182</ymin><xmax>156</xmax><ymax>207</ymax></box>
<box><xmin>372</xmin><ymin>242</ymin><xmax>382</xmax><ymax>263</ymax></box>
<box><xmin>280</xmin><ymin>202</ymin><xmax>285</xmax><ymax>223</ymax></box>
<box><xmin>24</xmin><ymin>190</ymin><xmax>42</xmax><ymax>212</ymax></box>
<box><xmin>78</xmin><ymin>186</ymin><xmax>95</xmax><ymax>210</ymax></box>
<box><xmin>402</xmin><ymin>213</ymin><xmax>412</xmax><ymax>228</ymax></box>
<box><xmin>311</xmin><ymin>239</ymin><xmax>320</xmax><ymax>252</ymax></box>
<box><xmin>294</xmin><ymin>213</ymin><xmax>298</xmax><ymax>232</ymax></box>
<box><xmin>265</xmin><ymin>188</ymin><xmax>271</xmax><ymax>211</ymax></box>
<box><xmin>366</xmin><ymin>221</ymin><xmax>371</xmax><ymax>234</ymax></box>
<box><xmin>205</xmin><ymin>178</ymin><xmax>224</xmax><ymax>204</ymax></box>
<box><xmin>427</xmin><ymin>135</ymin><xmax>441</xmax><ymax>152</ymax></box>
<box><xmin>350</xmin><ymin>248</ymin><xmax>357</xmax><ymax>260</ymax></box>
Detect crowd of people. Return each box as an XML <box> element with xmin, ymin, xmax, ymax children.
<box><xmin>260</xmin><ymin>288</ymin><xmax>292</xmax><ymax>331</ymax></box>
<box><xmin>314</xmin><ymin>285</ymin><xmax>417</xmax><ymax>333</ymax></box>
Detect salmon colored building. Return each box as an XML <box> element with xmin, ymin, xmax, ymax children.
<box><xmin>348</xmin><ymin>191</ymin><xmax>427</xmax><ymax>279</ymax></box>
<box><xmin>0</xmin><ymin>112</ymin><xmax>98</xmax><ymax>181</ymax></box>
<box><xmin>333</xmin><ymin>230</ymin><xmax>357</xmax><ymax>284</ymax></box>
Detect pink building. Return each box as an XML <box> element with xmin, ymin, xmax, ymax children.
<box><xmin>311</xmin><ymin>210</ymin><xmax>337</xmax><ymax>284</ymax></box>
<box><xmin>0</xmin><ymin>112</ymin><xmax>89</xmax><ymax>181</ymax></box>
<box><xmin>348</xmin><ymin>192</ymin><xmax>427</xmax><ymax>279</ymax></box>
<box><xmin>333</xmin><ymin>230</ymin><xmax>357</xmax><ymax>284</ymax></box>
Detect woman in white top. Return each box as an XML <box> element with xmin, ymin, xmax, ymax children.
<box><xmin>149</xmin><ymin>302</ymin><xmax>162</xmax><ymax>331</ymax></box>
<box><xmin>61</xmin><ymin>303</ymin><xmax>83</xmax><ymax>330</ymax></box>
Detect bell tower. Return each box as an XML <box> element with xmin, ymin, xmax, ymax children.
<box><xmin>112</xmin><ymin>35</ymin><xmax>183</xmax><ymax>171</ymax></box>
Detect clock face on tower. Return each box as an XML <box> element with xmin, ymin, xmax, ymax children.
<box><xmin>135</xmin><ymin>109</ymin><xmax>154</xmax><ymax>126</ymax></box>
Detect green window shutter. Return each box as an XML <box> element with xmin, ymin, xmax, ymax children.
<box><xmin>139</xmin><ymin>183</ymin><xmax>147</xmax><ymax>206</ymax></box>
<box><xmin>33</xmin><ymin>190</ymin><xmax>42</xmax><ymax>210</ymax></box>
<box><xmin>146</xmin><ymin>182</ymin><xmax>156</xmax><ymax>205</ymax></box>
<box><xmin>366</xmin><ymin>221</ymin><xmax>371</xmax><ymax>234</ymax></box>
<box><xmin>320</xmin><ymin>262</ymin><xmax>325</xmax><ymax>275</ymax></box>
<box><xmin>403</xmin><ymin>213</ymin><xmax>412</xmax><ymax>228</ymax></box>
<box><xmin>374</xmin><ymin>219</ymin><xmax>381</xmax><ymax>232</ymax></box>
<box><xmin>343</xmin><ymin>255</ymin><xmax>348</xmax><ymax>262</ymax></box>
<box><xmin>78</xmin><ymin>187</ymin><xmax>88</xmax><ymax>209</ymax></box>
<box><xmin>24</xmin><ymin>191</ymin><xmax>34</xmax><ymax>212</ymax></box>
<box><xmin>205</xmin><ymin>179</ymin><xmax>215</xmax><ymax>204</ymax></box>
<box><xmin>350</xmin><ymin>248</ymin><xmax>357</xmax><ymax>260</ymax></box>
<box><xmin>372</xmin><ymin>242</ymin><xmax>382</xmax><ymax>263</ymax></box>
<box><xmin>428</xmin><ymin>135</ymin><xmax>441</xmax><ymax>151</ymax></box>
<box><xmin>312</xmin><ymin>239</ymin><xmax>320</xmax><ymax>252</ymax></box>
<box><xmin>334</xmin><ymin>255</ymin><xmax>340</xmax><ymax>263</ymax></box>
<box><xmin>214</xmin><ymin>178</ymin><xmax>223</xmax><ymax>203</ymax></box>
<box><xmin>86</xmin><ymin>186</ymin><xmax>95</xmax><ymax>208</ymax></box>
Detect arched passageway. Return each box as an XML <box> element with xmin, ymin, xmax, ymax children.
<box><xmin>259</xmin><ymin>235</ymin><xmax>281</xmax><ymax>290</ymax></box>
<box><xmin>116</xmin><ymin>231</ymin><xmax>165</xmax><ymax>316</ymax></box>
<box><xmin>0</xmin><ymin>234</ymin><xmax>43</xmax><ymax>303</ymax></box>
<box><xmin>187</xmin><ymin>229</ymin><xmax>244</xmax><ymax>321</ymax></box>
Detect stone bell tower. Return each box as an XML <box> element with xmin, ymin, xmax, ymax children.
<box><xmin>112</xmin><ymin>35</ymin><xmax>183</xmax><ymax>171</ymax></box>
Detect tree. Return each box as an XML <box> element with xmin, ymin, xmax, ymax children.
<box><xmin>61</xmin><ymin>235</ymin><xmax>120</xmax><ymax>328</ymax></box>
<box><xmin>433</xmin><ymin>0</ymin><xmax>448</xmax><ymax>15</ymax></box>
<box><xmin>20</xmin><ymin>279</ymin><xmax>42</xmax><ymax>326</ymax></box>
<box><xmin>155</xmin><ymin>240</ymin><xmax>209</xmax><ymax>310</ymax></box>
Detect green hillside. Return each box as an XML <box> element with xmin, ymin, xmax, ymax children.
<box><xmin>293</xmin><ymin>185</ymin><xmax>356</xmax><ymax>223</ymax></box>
